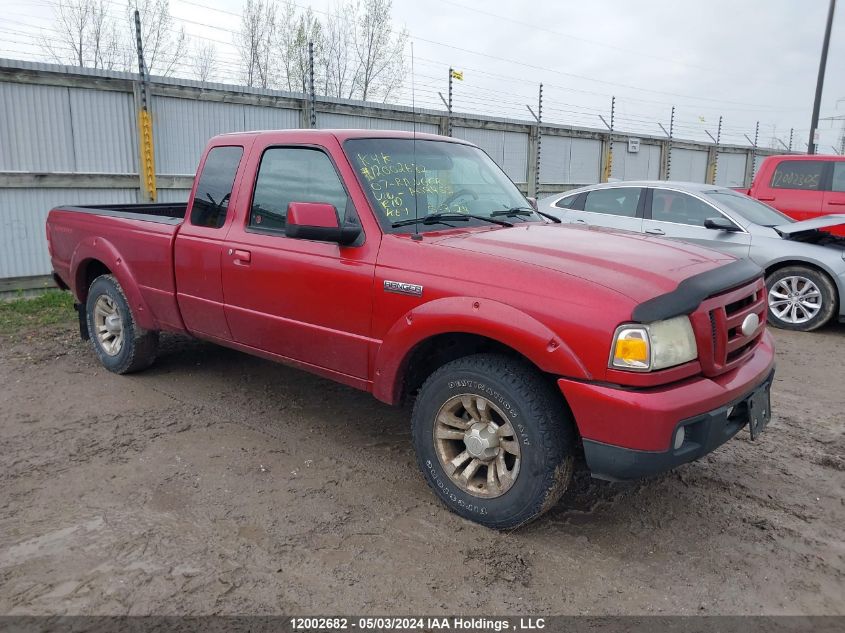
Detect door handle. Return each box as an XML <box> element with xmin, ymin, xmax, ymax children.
<box><xmin>645</xmin><ymin>228</ymin><xmax>665</xmax><ymax>236</ymax></box>
<box><xmin>228</xmin><ymin>248</ymin><xmax>251</xmax><ymax>264</ymax></box>
<box><xmin>828</xmin><ymin>199</ymin><xmax>845</xmax><ymax>206</ymax></box>
<box><xmin>758</xmin><ymin>196</ymin><xmax>775</xmax><ymax>201</ymax></box>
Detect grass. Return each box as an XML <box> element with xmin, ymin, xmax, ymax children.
<box><xmin>0</xmin><ymin>290</ymin><xmax>76</xmax><ymax>335</ymax></box>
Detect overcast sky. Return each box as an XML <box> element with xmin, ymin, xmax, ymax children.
<box><xmin>2</xmin><ymin>0</ymin><xmax>843</xmax><ymax>151</ymax></box>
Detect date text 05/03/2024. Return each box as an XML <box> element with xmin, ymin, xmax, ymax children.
<box><xmin>289</xmin><ymin>617</ymin><xmax>547</xmax><ymax>631</ymax></box>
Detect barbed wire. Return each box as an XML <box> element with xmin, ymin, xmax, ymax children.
<box><xmin>0</xmin><ymin>1</ymin><xmax>818</xmax><ymax>151</ymax></box>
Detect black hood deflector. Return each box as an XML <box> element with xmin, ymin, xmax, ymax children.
<box><xmin>632</xmin><ymin>259</ymin><xmax>763</xmax><ymax>322</ymax></box>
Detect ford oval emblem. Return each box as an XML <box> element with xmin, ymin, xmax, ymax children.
<box><xmin>741</xmin><ymin>313</ymin><xmax>760</xmax><ymax>336</ymax></box>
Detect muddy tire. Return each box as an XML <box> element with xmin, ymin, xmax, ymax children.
<box><xmin>85</xmin><ymin>274</ymin><xmax>158</xmax><ymax>374</ymax></box>
<box><xmin>766</xmin><ymin>266</ymin><xmax>837</xmax><ymax>332</ymax></box>
<box><xmin>411</xmin><ymin>354</ymin><xmax>575</xmax><ymax>529</ymax></box>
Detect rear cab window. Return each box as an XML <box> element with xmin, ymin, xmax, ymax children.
<box><xmin>189</xmin><ymin>145</ymin><xmax>244</xmax><ymax>228</ymax></box>
<box><xmin>770</xmin><ymin>160</ymin><xmax>825</xmax><ymax>191</ymax></box>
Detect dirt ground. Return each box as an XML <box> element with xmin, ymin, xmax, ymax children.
<box><xmin>0</xmin><ymin>313</ymin><xmax>842</xmax><ymax>616</ymax></box>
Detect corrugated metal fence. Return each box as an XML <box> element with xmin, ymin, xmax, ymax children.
<box><xmin>0</xmin><ymin>58</ymin><xmax>778</xmax><ymax>288</ymax></box>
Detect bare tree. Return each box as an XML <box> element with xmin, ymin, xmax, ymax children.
<box><xmin>287</xmin><ymin>7</ymin><xmax>324</xmax><ymax>94</ymax></box>
<box><xmin>44</xmin><ymin>0</ymin><xmax>125</xmax><ymax>69</ymax></box>
<box><xmin>131</xmin><ymin>0</ymin><xmax>188</xmax><ymax>77</ymax></box>
<box><xmin>352</xmin><ymin>0</ymin><xmax>407</xmax><ymax>102</ymax></box>
<box><xmin>238</xmin><ymin>0</ymin><xmax>277</xmax><ymax>88</ymax></box>
<box><xmin>236</xmin><ymin>0</ymin><xmax>408</xmax><ymax>99</ymax></box>
<box><xmin>322</xmin><ymin>3</ymin><xmax>355</xmax><ymax>98</ymax></box>
<box><xmin>191</xmin><ymin>42</ymin><xmax>217</xmax><ymax>82</ymax></box>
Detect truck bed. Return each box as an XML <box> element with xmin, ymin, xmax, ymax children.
<box><xmin>47</xmin><ymin>203</ymin><xmax>187</xmax><ymax>334</ymax></box>
<box><xmin>65</xmin><ymin>202</ymin><xmax>188</xmax><ymax>224</ymax></box>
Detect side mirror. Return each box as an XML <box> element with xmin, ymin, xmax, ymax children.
<box><xmin>526</xmin><ymin>196</ymin><xmax>538</xmax><ymax>211</ymax></box>
<box><xmin>286</xmin><ymin>202</ymin><xmax>361</xmax><ymax>246</ymax></box>
<box><xmin>704</xmin><ymin>216</ymin><xmax>740</xmax><ymax>232</ymax></box>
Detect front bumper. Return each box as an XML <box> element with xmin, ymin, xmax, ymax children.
<box><xmin>558</xmin><ymin>331</ymin><xmax>776</xmax><ymax>481</ymax></box>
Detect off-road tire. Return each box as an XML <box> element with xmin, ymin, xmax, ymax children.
<box><xmin>411</xmin><ymin>353</ymin><xmax>576</xmax><ymax>529</ymax></box>
<box><xmin>766</xmin><ymin>266</ymin><xmax>837</xmax><ymax>332</ymax></box>
<box><xmin>86</xmin><ymin>274</ymin><xmax>159</xmax><ymax>374</ymax></box>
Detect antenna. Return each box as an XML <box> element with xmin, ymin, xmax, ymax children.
<box><xmin>411</xmin><ymin>41</ymin><xmax>421</xmax><ymax>240</ymax></box>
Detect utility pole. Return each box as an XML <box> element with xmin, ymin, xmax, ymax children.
<box><xmin>308</xmin><ymin>41</ymin><xmax>316</xmax><ymax>128</ymax></box>
<box><xmin>134</xmin><ymin>9</ymin><xmax>156</xmax><ymax>202</ymax></box>
<box><xmin>789</xmin><ymin>128</ymin><xmax>794</xmax><ymax>152</ymax></box>
<box><xmin>808</xmin><ymin>0</ymin><xmax>837</xmax><ymax>154</ymax></box>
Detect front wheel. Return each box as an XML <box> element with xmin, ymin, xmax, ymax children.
<box><xmin>411</xmin><ymin>354</ymin><xmax>575</xmax><ymax>529</ymax></box>
<box><xmin>766</xmin><ymin>266</ymin><xmax>837</xmax><ymax>332</ymax></box>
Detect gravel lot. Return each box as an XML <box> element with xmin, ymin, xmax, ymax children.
<box><xmin>0</xmin><ymin>309</ymin><xmax>843</xmax><ymax>615</ymax></box>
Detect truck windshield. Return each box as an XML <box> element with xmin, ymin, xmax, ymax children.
<box><xmin>344</xmin><ymin>138</ymin><xmax>536</xmax><ymax>233</ymax></box>
<box><xmin>708</xmin><ymin>191</ymin><xmax>793</xmax><ymax>227</ymax></box>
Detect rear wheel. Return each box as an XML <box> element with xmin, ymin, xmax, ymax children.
<box><xmin>86</xmin><ymin>274</ymin><xmax>158</xmax><ymax>373</ymax></box>
<box><xmin>766</xmin><ymin>266</ymin><xmax>837</xmax><ymax>332</ymax></box>
<box><xmin>411</xmin><ymin>354</ymin><xmax>575</xmax><ymax>529</ymax></box>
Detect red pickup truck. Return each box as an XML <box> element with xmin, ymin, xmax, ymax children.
<box><xmin>741</xmin><ymin>154</ymin><xmax>845</xmax><ymax>236</ymax></box>
<box><xmin>46</xmin><ymin>130</ymin><xmax>775</xmax><ymax>528</ymax></box>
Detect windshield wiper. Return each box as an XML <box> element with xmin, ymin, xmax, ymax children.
<box><xmin>392</xmin><ymin>213</ymin><xmax>513</xmax><ymax>228</ymax></box>
<box><xmin>490</xmin><ymin>206</ymin><xmax>561</xmax><ymax>223</ymax></box>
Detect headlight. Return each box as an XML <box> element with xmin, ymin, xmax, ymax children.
<box><xmin>610</xmin><ymin>315</ymin><xmax>698</xmax><ymax>372</ymax></box>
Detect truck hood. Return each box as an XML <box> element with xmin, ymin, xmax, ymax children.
<box><xmin>774</xmin><ymin>215</ymin><xmax>845</xmax><ymax>235</ymax></box>
<box><xmin>433</xmin><ymin>224</ymin><xmax>736</xmax><ymax>304</ymax></box>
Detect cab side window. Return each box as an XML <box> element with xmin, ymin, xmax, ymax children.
<box><xmin>651</xmin><ymin>190</ymin><xmax>718</xmax><ymax>227</ymax></box>
<box><xmin>583</xmin><ymin>187</ymin><xmax>641</xmax><ymax>217</ymax></box>
<box><xmin>250</xmin><ymin>147</ymin><xmax>351</xmax><ymax>234</ymax></box>
<box><xmin>770</xmin><ymin>160</ymin><xmax>825</xmax><ymax>191</ymax></box>
<box><xmin>189</xmin><ymin>146</ymin><xmax>243</xmax><ymax>228</ymax></box>
<box><xmin>831</xmin><ymin>163</ymin><xmax>845</xmax><ymax>193</ymax></box>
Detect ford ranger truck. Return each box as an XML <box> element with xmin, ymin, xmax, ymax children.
<box><xmin>46</xmin><ymin>130</ymin><xmax>776</xmax><ymax>529</ymax></box>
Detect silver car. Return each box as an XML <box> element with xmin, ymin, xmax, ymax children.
<box><xmin>539</xmin><ymin>181</ymin><xmax>845</xmax><ymax>332</ymax></box>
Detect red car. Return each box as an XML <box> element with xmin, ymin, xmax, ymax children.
<box><xmin>741</xmin><ymin>154</ymin><xmax>845</xmax><ymax>236</ymax></box>
<box><xmin>46</xmin><ymin>130</ymin><xmax>775</xmax><ymax>528</ymax></box>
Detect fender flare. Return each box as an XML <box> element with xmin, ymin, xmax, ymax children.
<box><xmin>372</xmin><ymin>296</ymin><xmax>591</xmax><ymax>404</ymax></box>
<box><xmin>70</xmin><ymin>236</ymin><xmax>159</xmax><ymax>331</ymax></box>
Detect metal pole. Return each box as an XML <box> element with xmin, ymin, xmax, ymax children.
<box><xmin>535</xmin><ymin>83</ymin><xmax>542</xmax><ymax>197</ymax></box>
<box><xmin>603</xmin><ymin>96</ymin><xmax>615</xmax><ymax>182</ymax></box>
<box><xmin>448</xmin><ymin>67</ymin><xmax>453</xmax><ymax>137</ymax></box>
<box><xmin>789</xmin><ymin>128</ymin><xmax>794</xmax><ymax>152</ymax></box>
<box><xmin>667</xmin><ymin>105</ymin><xmax>674</xmax><ymax>180</ymax></box>
<box><xmin>751</xmin><ymin>120</ymin><xmax>759</xmax><ymax>179</ymax></box>
<box><xmin>134</xmin><ymin>10</ymin><xmax>147</xmax><ymax>107</ymax></box>
<box><xmin>308</xmin><ymin>41</ymin><xmax>316</xmax><ymax>128</ymax></box>
<box><xmin>808</xmin><ymin>0</ymin><xmax>837</xmax><ymax>154</ymax></box>
<box><xmin>134</xmin><ymin>9</ymin><xmax>156</xmax><ymax>202</ymax></box>
<box><xmin>714</xmin><ymin>115</ymin><xmax>722</xmax><ymax>184</ymax></box>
